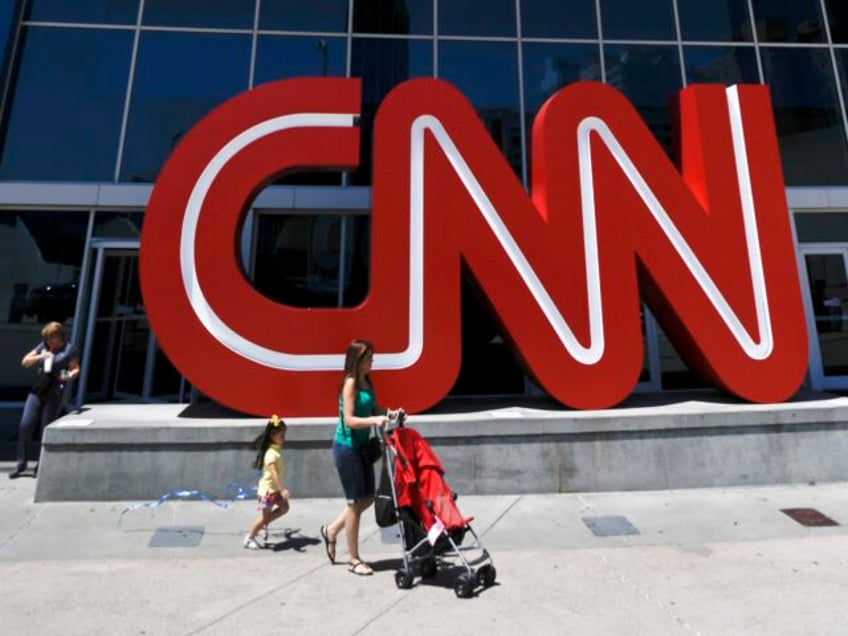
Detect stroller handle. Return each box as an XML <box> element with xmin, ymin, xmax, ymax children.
<box><xmin>378</xmin><ymin>408</ymin><xmax>406</xmax><ymax>440</ymax></box>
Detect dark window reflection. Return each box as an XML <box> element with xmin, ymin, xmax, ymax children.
<box><xmin>803</xmin><ymin>253</ymin><xmax>848</xmax><ymax>374</ymax></box>
<box><xmin>353</xmin><ymin>0</ymin><xmax>432</xmax><ymax>35</ymax></box>
<box><xmin>751</xmin><ymin>0</ymin><xmax>825</xmax><ymax>43</ymax></box>
<box><xmin>762</xmin><ymin>47</ymin><xmax>848</xmax><ymax>185</ymax></box>
<box><xmin>523</xmin><ymin>43</ymin><xmax>600</xmax><ymax>177</ymax></box>
<box><xmin>251</xmin><ymin>214</ymin><xmax>369</xmax><ymax>308</ymax></box>
<box><xmin>601</xmin><ymin>0</ymin><xmax>676</xmax><ymax>40</ymax></box>
<box><xmin>0</xmin><ymin>27</ymin><xmax>132</xmax><ymax>180</ymax></box>
<box><xmin>795</xmin><ymin>212</ymin><xmax>848</xmax><ymax>242</ymax></box>
<box><xmin>255</xmin><ymin>35</ymin><xmax>346</xmax><ymax>83</ymax></box>
<box><xmin>0</xmin><ymin>210</ymin><xmax>87</xmax><ymax>399</ymax></box>
<box><xmin>439</xmin><ymin>0</ymin><xmax>515</xmax><ymax>37</ymax></box>
<box><xmin>93</xmin><ymin>211</ymin><xmax>143</xmax><ymax>238</ymax></box>
<box><xmin>603</xmin><ymin>44</ymin><xmax>682</xmax><ymax>158</ymax></box>
<box><xmin>142</xmin><ymin>0</ymin><xmax>255</xmax><ymax>29</ymax></box>
<box><xmin>677</xmin><ymin>0</ymin><xmax>753</xmax><ymax>42</ymax></box>
<box><xmin>25</xmin><ymin>0</ymin><xmax>139</xmax><ymax>24</ymax></box>
<box><xmin>523</xmin><ymin>43</ymin><xmax>601</xmax><ymax>116</ymax></box>
<box><xmin>684</xmin><ymin>46</ymin><xmax>759</xmax><ymax>85</ymax></box>
<box><xmin>260</xmin><ymin>0</ymin><xmax>349</xmax><ymax>33</ymax></box>
<box><xmin>120</xmin><ymin>31</ymin><xmax>251</xmax><ymax>183</ymax></box>
<box><xmin>521</xmin><ymin>0</ymin><xmax>597</xmax><ymax>39</ymax></box>
<box><xmin>439</xmin><ymin>40</ymin><xmax>522</xmax><ymax>178</ymax></box>
<box><xmin>0</xmin><ymin>0</ymin><xmax>17</xmax><ymax>79</ymax></box>
<box><xmin>657</xmin><ymin>323</ymin><xmax>709</xmax><ymax>390</ymax></box>
<box><xmin>350</xmin><ymin>37</ymin><xmax>433</xmax><ymax>184</ymax></box>
<box><xmin>450</xmin><ymin>271</ymin><xmax>526</xmax><ymax>396</ymax></box>
<box><xmin>824</xmin><ymin>0</ymin><xmax>848</xmax><ymax>43</ymax></box>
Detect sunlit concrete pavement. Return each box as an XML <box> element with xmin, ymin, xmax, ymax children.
<box><xmin>2</xmin><ymin>462</ymin><xmax>848</xmax><ymax>635</ymax></box>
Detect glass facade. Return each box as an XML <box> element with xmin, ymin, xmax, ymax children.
<box><xmin>1</xmin><ymin>0</ymin><xmax>848</xmax><ymax>413</ymax></box>
<box><xmin>3</xmin><ymin>0</ymin><xmax>848</xmax><ymax>187</ymax></box>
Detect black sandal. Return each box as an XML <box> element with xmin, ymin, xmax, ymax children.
<box><xmin>320</xmin><ymin>525</ymin><xmax>336</xmax><ymax>564</ymax></box>
<box><xmin>348</xmin><ymin>559</ymin><xmax>373</xmax><ymax>576</ymax></box>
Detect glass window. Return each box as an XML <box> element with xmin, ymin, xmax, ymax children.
<box><xmin>93</xmin><ymin>211</ymin><xmax>143</xmax><ymax>238</ymax></box>
<box><xmin>0</xmin><ymin>210</ymin><xmax>88</xmax><ymax>400</ymax></box>
<box><xmin>600</xmin><ymin>0</ymin><xmax>676</xmax><ymax>41</ymax></box>
<box><xmin>751</xmin><ymin>0</ymin><xmax>825</xmax><ymax>43</ymax></box>
<box><xmin>25</xmin><ymin>0</ymin><xmax>139</xmax><ymax>24</ymax></box>
<box><xmin>254</xmin><ymin>34</ymin><xmax>346</xmax><ymax>83</ymax></box>
<box><xmin>657</xmin><ymin>324</ymin><xmax>709</xmax><ymax>390</ymax></box>
<box><xmin>0</xmin><ymin>27</ymin><xmax>132</xmax><ymax>180</ymax></box>
<box><xmin>0</xmin><ymin>0</ymin><xmax>16</xmax><ymax>58</ymax></box>
<box><xmin>0</xmin><ymin>0</ymin><xmax>18</xmax><ymax>102</ymax></box>
<box><xmin>353</xmin><ymin>0</ymin><xmax>433</xmax><ymax>35</ymax></box>
<box><xmin>521</xmin><ymin>0</ymin><xmax>597</xmax><ymax>39</ymax></box>
<box><xmin>250</xmin><ymin>213</ymin><xmax>369</xmax><ymax>308</ymax></box>
<box><xmin>677</xmin><ymin>0</ymin><xmax>753</xmax><ymax>42</ymax></box>
<box><xmin>522</xmin><ymin>42</ymin><xmax>600</xmax><ymax>175</ymax></box>
<box><xmin>803</xmin><ymin>251</ymin><xmax>848</xmax><ymax>375</ymax></box>
<box><xmin>439</xmin><ymin>40</ymin><xmax>522</xmax><ymax>177</ymax></box>
<box><xmin>795</xmin><ymin>213</ymin><xmax>848</xmax><ymax>242</ymax></box>
<box><xmin>603</xmin><ymin>44</ymin><xmax>682</xmax><ymax>157</ymax></box>
<box><xmin>825</xmin><ymin>0</ymin><xmax>848</xmax><ymax>43</ymax></box>
<box><xmin>120</xmin><ymin>31</ymin><xmax>251</xmax><ymax>183</ymax></box>
<box><xmin>523</xmin><ymin>43</ymin><xmax>601</xmax><ymax>116</ymax></box>
<box><xmin>762</xmin><ymin>47</ymin><xmax>848</xmax><ymax>185</ymax></box>
<box><xmin>438</xmin><ymin>0</ymin><xmax>515</xmax><ymax>37</ymax></box>
<box><xmin>142</xmin><ymin>0</ymin><xmax>255</xmax><ymax>30</ymax></box>
<box><xmin>259</xmin><ymin>0</ymin><xmax>349</xmax><ymax>33</ymax></box>
<box><xmin>350</xmin><ymin>37</ymin><xmax>433</xmax><ymax>184</ymax></box>
<box><xmin>450</xmin><ymin>274</ymin><xmax>527</xmax><ymax>396</ymax></box>
<box><xmin>683</xmin><ymin>46</ymin><xmax>759</xmax><ymax>85</ymax></box>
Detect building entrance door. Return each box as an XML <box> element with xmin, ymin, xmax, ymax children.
<box><xmin>800</xmin><ymin>245</ymin><xmax>848</xmax><ymax>389</ymax></box>
<box><xmin>76</xmin><ymin>240</ymin><xmax>188</xmax><ymax>404</ymax></box>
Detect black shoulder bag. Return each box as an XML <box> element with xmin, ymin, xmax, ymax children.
<box><xmin>31</xmin><ymin>373</ymin><xmax>57</xmax><ymax>399</ymax></box>
<box><xmin>363</xmin><ymin>430</ymin><xmax>383</xmax><ymax>464</ymax></box>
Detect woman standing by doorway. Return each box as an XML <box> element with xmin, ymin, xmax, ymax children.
<box><xmin>11</xmin><ymin>321</ymin><xmax>80</xmax><ymax>479</ymax></box>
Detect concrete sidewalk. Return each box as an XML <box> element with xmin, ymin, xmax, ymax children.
<box><xmin>2</xmin><ymin>464</ymin><xmax>847</xmax><ymax>635</ymax></box>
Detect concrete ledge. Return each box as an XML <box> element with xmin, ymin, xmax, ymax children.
<box><xmin>34</xmin><ymin>392</ymin><xmax>848</xmax><ymax>501</ymax></box>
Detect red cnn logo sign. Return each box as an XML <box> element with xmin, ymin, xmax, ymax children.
<box><xmin>140</xmin><ymin>78</ymin><xmax>808</xmax><ymax>417</ymax></box>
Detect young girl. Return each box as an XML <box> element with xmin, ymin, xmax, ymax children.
<box><xmin>244</xmin><ymin>415</ymin><xmax>290</xmax><ymax>549</ymax></box>
<box><xmin>320</xmin><ymin>339</ymin><xmax>392</xmax><ymax>575</ymax></box>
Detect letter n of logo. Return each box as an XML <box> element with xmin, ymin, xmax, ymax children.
<box><xmin>140</xmin><ymin>78</ymin><xmax>807</xmax><ymax>416</ymax></box>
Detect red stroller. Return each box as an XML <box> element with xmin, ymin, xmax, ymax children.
<box><xmin>376</xmin><ymin>414</ymin><xmax>496</xmax><ymax>598</ymax></box>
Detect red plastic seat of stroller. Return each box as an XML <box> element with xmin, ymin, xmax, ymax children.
<box><xmin>385</xmin><ymin>427</ymin><xmax>471</xmax><ymax>536</ymax></box>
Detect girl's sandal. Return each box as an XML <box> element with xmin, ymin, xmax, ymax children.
<box><xmin>348</xmin><ymin>559</ymin><xmax>373</xmax><ymax>576</ymax></box>
<box><xmin>320</xmin><ymin>525</ymin><xmax>336</xmax><ymax>564</ymax></box>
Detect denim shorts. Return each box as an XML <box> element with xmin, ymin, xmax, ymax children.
<box><xmin>333</xmin><ymin>440</ymin><xmax>375</xmax><ymax>503</ymax></box>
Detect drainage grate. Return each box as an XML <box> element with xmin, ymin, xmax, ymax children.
<box><xmin>149</xmin><ymin>526</ymin><xmax>205</xmax><ymax>548</ymax></box>
<box><xmin>582</xmin><ymin>515</ymin><xmax>640</xmax><ymax>537</ymax></box>
<box><xmin>780</xmin><ymin>508</ymin><xmax>839</xmax><ymax>527</ymax></box>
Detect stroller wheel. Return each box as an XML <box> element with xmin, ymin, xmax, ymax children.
<box><xmin>454</xmin><ymin>572</ymin><xmax>475</xmax><ymax>598</ymax></box>
<box><xmin>477</xmin><ymin>564</ymin><xmax>497</xmax><ymax>588</ymax></box>
<box><xmin>420</xmin><ymin>557</ymin><xmax>437</xmax><ymax>579</ymax></box>
<box><xmin>395</xmin><ymin>570</ymin><xmax>414</xmax><ymax>590</ymax></box>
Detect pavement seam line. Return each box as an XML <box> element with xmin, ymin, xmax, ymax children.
<box><xmin>0</xmin><ymin>508</ymin><xmax>41</xmax><ymax>551</ymax></box>
<box><xmin>182</xmin><ymin>560</ymin><xmax>329</xmax><ymax>636</ymax></box>
<box><xmin>478</xmin><ymin>494</ymin><xmax>523</xmax><ymax>537</ymax></box>
<box><xmin>597</xmin><ymin>552</ymin><xmax>702</xmax><ymax>636</ymax></box>
<box><xmin>351</xmin><ymin>590</ymin><xmax>415</xmax><ymax>634</ymax></box>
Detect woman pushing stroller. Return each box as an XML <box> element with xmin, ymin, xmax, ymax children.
<box><xmin>321</xmin><ymin>339</ymin><xmax>399</xmax><ymax>576</ymax></box>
